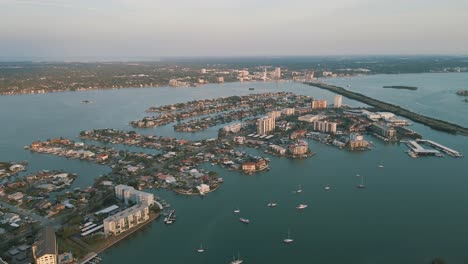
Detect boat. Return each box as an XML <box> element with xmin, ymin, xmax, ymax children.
<box><xmin>164</xmin><ymin>210</ymin><xmax>176</xmax><ymax>224</ymax></box>
<box><xmin>248</xmin><ymin>87</ymin><xmax>255</xmax><ymax>90</ymax></box>
<box><xmin>324</xmin><ymin>186</ymin><xmax>331</xmax><ymax>190</ymax></box>
<box><xmin>356</xmin><ymin>174</ymin><xmax>361</xmax><ymax>177</ymax></box>
<box><xmin>296</xmin><ymin>204</ymin><xmax>308</xmax><ymax>210</ymax></box>
<box><xmin>234</xmin><ymin>206</ymin><xmax>240</xmax><ymax>213</ymax></box>
<box><xmin>239</xmin><ymin>218</ymin><xmax>250</xmax><ymax>224</ymax></box>
<box><xmin>283</xmin><ymin>229</ymin><xmax>294</xmax><ymax>243</ymax></box>
<box><xmin>267</xmin><ymin>202</ymin><xmax>277</xmax><ymax>207</ymax></box>
<box><xmin>378</xmin><ymin>161</ymin><xmax>384</xmax><ymax>168</ymax></box>
<box><xmin>197</xmin><ymin>243</ymin><xmax>204</xmax><ymax>253</ymax></box>
<box><xmin>296</xmin><ymin>185</ymin><xmax>303</xmax><ymax>193</ymax></box>
<box><xmin>230</xmin><ymin>252</ymin><xmax>243</xmax><ymax>264</ymax></box>
<box><xmin>357</xmin><ymin>175</ymin><xmax>365</xmax><ymax>189</ymax></box>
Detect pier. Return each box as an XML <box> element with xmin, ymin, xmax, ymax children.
<box><xmin>416</xmin><ymin>139</ymin><xmax>463</xmax><ymax>157</ymax></box>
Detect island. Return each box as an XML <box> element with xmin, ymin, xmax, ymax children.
<box><xmin>456</xmin><ymin>90</ymin><xmax>468</xmax><ymax>96</ymax></box>
<box><xmin>383</xmin><ymin>85</ymin><xmax>418</xmax><ymax>90</ymax></box>
<box><xmin>1</xmin><ymin>91</ymin><xmax>464</xmax><ymax>263</ymax></box>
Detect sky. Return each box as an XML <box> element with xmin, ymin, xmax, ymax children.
<box><xmin>0</xmin><ymin>0</ymin><xmax>468</xmax><ymax>60</ymax></box>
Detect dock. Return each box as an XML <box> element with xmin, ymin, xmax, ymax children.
<box><xmin>78</xmin><ymin>253</ymin><xmax>102</xmax><ymax>264</ymax></box>
<box><xmin>405</xmin><ymin>140</ymin><xmax>441</xmax><ymax>157</ymax></box>
<box><xmin>416</xmin><ymin>139</ymin><xmax>463</xmax><ymax>157</ymax></box>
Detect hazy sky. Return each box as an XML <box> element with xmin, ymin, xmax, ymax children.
<box><xmin>1</xmin><ymin>0</ymin><xmax>468</xmax><ymax>59</ymax></box>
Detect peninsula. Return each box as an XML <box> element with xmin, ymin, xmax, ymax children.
<box><xmin>305</xmin><ymin>82</ymin><xmax>468</xmax><ymax>136</ymax></box>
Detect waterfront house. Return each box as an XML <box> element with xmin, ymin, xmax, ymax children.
<box><xmin>242</xmin><ymin>162</ymin><xmax>256</xmax><ymax>172</ymax></box>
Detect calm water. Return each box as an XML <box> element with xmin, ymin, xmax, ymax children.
<box><xmin>323</xmin><ymin>72</ymin><xmax>468</xmax><ymax>127</ymax></box>
<box><xmin>0</xmin><ymin>76</ymin><xmax>467</xmax><ymax>263</ymax></box>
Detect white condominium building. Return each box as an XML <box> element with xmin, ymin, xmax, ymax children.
<box><xmin>103</xmin><ymin>203</ymin><xmax>150</xmax><ymax>236</ymax></box>
<box><xmin>115</xmin><ymin>185</ymin><xmax>154</xmax><ymax>205</ymax></box>
<box><xmin>313</xmin><ymin>121</ymin><xmax>337</xmax><ymax>133</ymax></box>
<box><xmin>257</xmin><ymin>117</ymin><xmax>276</xmax><ymax>135</ymax></box>
<box><xmin>334</xmin><ymin>95</ymin><xmax>342</xmax><ymax>108</ymax></box>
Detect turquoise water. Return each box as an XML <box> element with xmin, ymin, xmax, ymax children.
<box><xmin>0</xmin><ymin>76</ymin><xmax>467</xmax><ymax>263</ymax></box>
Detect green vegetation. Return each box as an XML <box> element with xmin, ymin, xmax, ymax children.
<box><xmin>383</xmin><ymin>85</ymin><xmax>418</xmax><ymax>90</ymax></box>
<box><xmin>306</xmin><ymin>82</ymin><xmax>468</xmax><ymax>136</ymax></box>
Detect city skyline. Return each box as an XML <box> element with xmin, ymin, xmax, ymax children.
<box><xmin>1</xmin><ymin>0</ymin><xmax>468</xmax><ymax>60</ymax></box>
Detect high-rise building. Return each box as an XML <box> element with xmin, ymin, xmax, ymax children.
<box><xmin>274</xmin><ymin>67</ymin><xmax>281</xmax><ymax>79</ymax></box>
<box><xmin>267</xmin><ymin>110</ymin><xmax>282</xmax><ymax>119</ymax></box>
<box><xmin>312</xmin><ymin>121</ymin><xmax>337</xmax><ymax>133</ymax></box>
<box><xmin>281</xmin><ymin>108</ymin><xmax>295</xmax><ymax>115</ymax></box>
<box><xmin>115</xmin><ymin>185</ymin><xmax>154</xmax><ymax>205</ymax></box>
<box><xmin>311</xmin><ymin>100</ymin><xmax>327</xmax><ymax>109</ymax></box>
<box><xmin>32</xmin><ymin>226</ymin><xmax>58</xmax><ymax>264</ymax></box>
<box><xmin>334</xmin><ymin>95</ymin><xmax>342</xmax><ymax>108</ymax></box>
<box><xmin>257</xmin><ymin>117</ymin><xmax>276</xmax><ymax>135</ymax></box>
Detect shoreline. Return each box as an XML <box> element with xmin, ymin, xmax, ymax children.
<box><xmin>305</xmin><ymin>82</ymin><xmax>468</xmax><ymax>136</ymax></box>
<box><xmin>1</xmin><ymin>71</ymin><xmax>467</xmax><ymax>97</ymax></box>
<box><xmin>80</xmin><ymin>211</ymin><xmax>159</xmax><ymax>260</ymax></box>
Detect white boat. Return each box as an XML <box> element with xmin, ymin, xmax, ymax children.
<box><xmin>296</xmin><ymin>204</ymin><xmax>308</xmax><ymax>210</ymax></box>
<box><xmin>356</xmin><ymin>174</ymin><xmax>361</xmax><ymax>177</ymax></box>
<box><xmin>234</xmin><ymin>206</ymin><xmax>240</xmax><ymax>213</ymax></box>
<box><xmin>197</xmin><ymin>243</ymin><xmax>204</xmax><ymax>253</ymax></box>
<box><xmin>296</xmin><ymin>185</ymin><xmax>303</xmax><ymax>193</ymax></box>
<box><xmin>283</xmin><ymin>229</ymin><xmax>294</xmax><ymax>243</ymax></box>
<box><xmin>378</xmin><ymin>161</ymin><xmax>384</xmax><ymax>168</ymax></box>
<box><xmin>239</xmin><ymin>218</ymin><xmax>250</xmax><ymax>224</ymax></box>
<box><xmin>230</xmin><ymin>252</ymin><xmax>243</xmax><ymax>264</ymax></box>
<box><xmin>357</xmin><ymin>175</ymin><xmax>365</xmax><ymax>189</ymax></box>
<box><xmin>324</xmin><ymin>186</ymin><xmax>331</xmax><ymax>190</ymax></box>
<box><xmin>267</xmin><ymin>202</ymin><xmax>277</xmax><ymax>207</ymax></box>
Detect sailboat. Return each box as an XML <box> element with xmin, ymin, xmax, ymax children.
<box><xmin>296</xmin><ymin>185</ymin><xmax>303</xmax><ymax>193</ymax></box>
<box><xmin>267</xmin><ymin>201</ymin><xmax>277</xmax><ymax>207</ymax></box>
<box><xmin>378</xmin><ymin>161</ymin><xmax>384</xmax><ymax>168</ymax></box>
<box><xmin>283</xmin><ymin>229</ymin><xmax>294</xmax><ymax>243</ymax></box>
<box><xmin>197</xmin><ymin>243</ymin><xmax>204</xmax><ymax>253</ymax></box>
<box><xmin>230</xmin><ymin>251</ymin><xmax>243</xmax><ymax>264</ymax></box>
<box><xmin>357</xmin><ymin>175</ymin><xmax>365</xmax><ymax>188</ymax></box>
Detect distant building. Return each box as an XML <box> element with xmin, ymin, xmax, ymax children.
<box><xmin>32</xmin><ymin>226</ymin><xmax>58</xmax><ymax>264</ymax></box>
<box><xmin>311</xmin><ymin>100</ymin><xmax>327</xmax><ymax>109</ymax></box>
<box><xmin>169</xmin><ymin>79</ymin><xmax>187</xmax><ymax>87</ymax></box>
<box><xmin>290</xmin><ymin>130</ymin><xmax>306</xmax><ymax>140</ymax></box>
<box><xmin>103</xmin><ymin>203</ymin><xmax>150</xmax><ymax>236</ymax></box>
<box><xmin>267</xmin><ymin>110</ymin><xmax>282</xmax><ymax>119</ymax></box>
<box><xmin>348</xmin><ymin>133</ymin><xmax>369</xmax><ymax>149</ymax></box>
<box><xmin>334</xmin><ymin>95</ymin><xmax>342</xmax><ymax>108</ymax></box>
<box><xmin>257</xmin><ymin>117</ymin><xmax>276</xmax><ymax>135</ymax></box>
<box><xmin>273</xmin><ymin>67</ymin><xmax>281</xmax><ymax>79</ymax></box>
<box><xmin>216</xmin><ymin>76</ymin><xmax>224</xmax><ymax>83</ymax></box>
<box><xmin>269</xmin><ymin>144</ymin><xmax>287</xmax><ymax>155</ymax></box>
<box><xmin>298</xmin><ymin>114</ymin><xmax>321</xmax><ymax>123</ymax></box>
<box><xmin>115</xmin><ymin>185</ymin><xmax>154</xmax><ymax>206</ymax></box>
<box><xmin>233</xmin><ymin>136</ymin><xmax>246</xmax><ymax>144</ymax></box>
<box><xmin>223</xmin><ymin>123</ymin><xmax>242</xmax><ymax>133</ymax></box>
<box><xmin>289</xmin><ymin>140</ymin><xmax>309</xmax><ymax>155</ymax></box>
<box><xmin>376</xmin><ymin>112</ymin><xmax>395</xmax><ymax>120</ymax></box>
<box><xmin>242</xmin><ymin>162</ymin><xmax>256</xmax><ymax>173</ymax></box>
<box><xmin>312</xmin><ymin>121</ymin><xmax>337</xmax><ymax>134</ymax></box>
<box><xmin>370</xmin><ymin>123</ymin><xmax>397</xmax><ymax>138</ymax></box>
<box><xmin>281</xmin><ymin>108</ymin><xmax>295</xmax><ymax>115</ymax></box>
<box><xmin>201</xmin><ymin>69</ymin><xmax>206</xmax><ymax>74</ymax></box>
